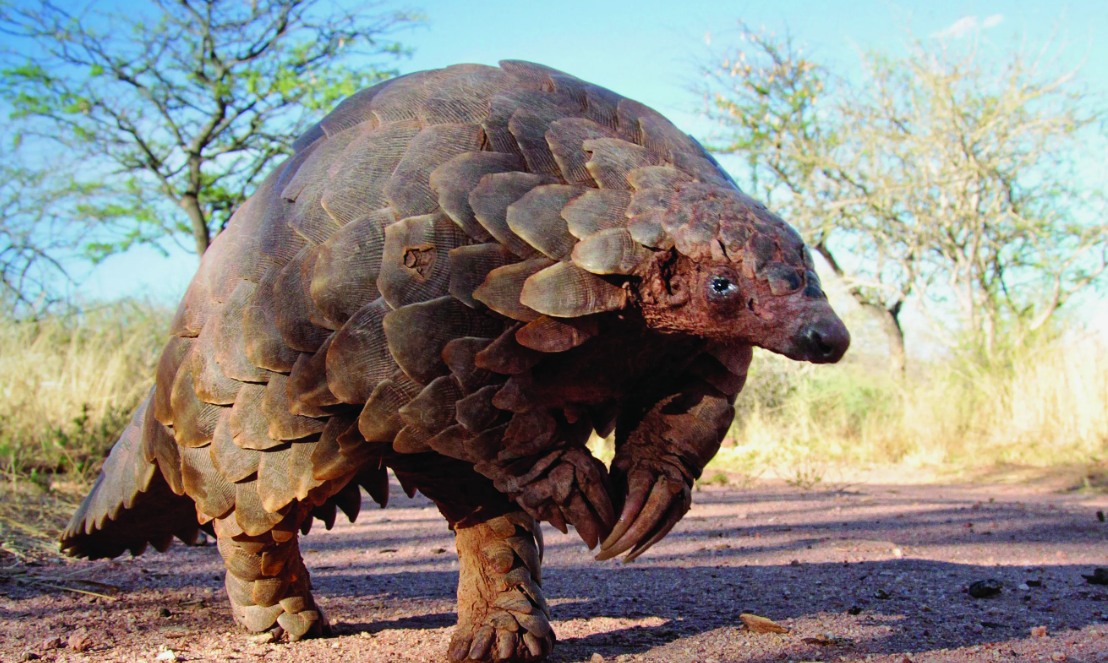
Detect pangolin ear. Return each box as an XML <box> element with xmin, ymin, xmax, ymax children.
<box><xmin>643</xmin><ymin>249</ymin><xmax>690</xmax><ymax>308</ymax></box>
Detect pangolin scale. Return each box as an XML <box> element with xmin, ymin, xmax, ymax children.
<box><xmin>61</xmin><ymin>60</ymin><xmax>849</xmax><ymax>662</ymax></box>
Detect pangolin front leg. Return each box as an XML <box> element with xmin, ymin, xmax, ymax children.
<box><xmin>213</xmin><ymin>515</ymin><xmax>330</xmax><ymax>642</ymax></box>
<box><xmin>449</xmin><ymin>512</ymin><xmax>553</xmax><ymax>663</ymax></box>
<box><xmin>598</xmin><ymin>364</ymin><xmax>742</xmax><ymax>561</ymax></box>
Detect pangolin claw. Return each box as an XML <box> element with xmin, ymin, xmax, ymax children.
<box><xmin>596</xmin><ymin>468</ymin><xmax>691</xmax><ymax>562</ymax></box>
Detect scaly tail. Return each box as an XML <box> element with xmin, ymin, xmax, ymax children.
<box><xmin>60</xmin><ymin>390</ymin><xmax>202</xmax><ymax>559</ymax></box>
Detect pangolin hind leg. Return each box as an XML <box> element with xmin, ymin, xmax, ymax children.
<box><xmin>212</xmin><ymin>514</ymin><xmax>330</xmax><ymax>642</ymax></box>
<box><xmin>388</xmin><ymin>454</ymin><xmax>554</xmax><ymax>662</ymax></box>
<box><xmin>451</xmin><ymin>512</ymin><xmax>552</xmax><ymax>662</ymax></box>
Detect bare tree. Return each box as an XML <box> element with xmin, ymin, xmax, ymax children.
<box><xmin>0</xmin><ymin>0</ymin><xmax>420</xmax><ymax>258</ymax></box>
<box><xmin>700</xmin><ymin>25</ymin><xmax>1106</xmax><ymax>369</ymax></box>
<box><xmin>0</xmin><ymin>149</ymin><xmax>120</xmax><ymax>312</ymax></box>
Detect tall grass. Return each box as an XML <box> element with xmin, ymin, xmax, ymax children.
<box><xmin>717</xmin><ymin>333</ymin><xmax>1108</xmax><ymax>476</ymax></box>
<box><xmin>3</xmin><ymin>301</ymin><xmax>1102</xmax><ymax>481</ymax></box>
<box><xmin>0</xmin><ymin>301</ymin><xmax>167</xmax><ymax>489</ymax></box>
<box><xmin>0</xmin><ymin>300</ymin><xmax>167</xmax><ymax>559</ymax></box>
<box><xmin>1</xmin><ymin>298</ymin><xmax>1104</xmax><ymax>556</ymax></box>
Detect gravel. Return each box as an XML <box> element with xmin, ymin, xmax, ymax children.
<box><xmin>2</xmin><ymin>475</ymin><xmax>1107</xmax><ymax>662</ymax></box>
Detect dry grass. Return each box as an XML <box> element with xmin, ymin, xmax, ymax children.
<box><xmin>2</xmin><ymin>298</ymin><xmax>1104</xmax><ymax>557</ymax></box>
<box><xmin>0</xmin><ymin>300</ymin><xmax>167</xmax><ymax>560</ymax></box>
<box><xmin>713</xmin><ymin>333</ymin><xmax>1108</xmax><ymax>482</ymax></box>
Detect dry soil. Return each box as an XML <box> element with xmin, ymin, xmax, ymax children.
<box><xmin>2</xmin><ymin>473</ymin><xmax>1107</xmax><ymax>663</ymax></box>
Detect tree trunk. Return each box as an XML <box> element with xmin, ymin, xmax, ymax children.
<box><xmin>816</xmin><ymin>242</ymin><xmax>907</xmax><ymax>374</ymax></box>
<box><xmin>861</xmin><ymin>301</ymin><xmax>906</xmax><ymax>375</ymax></box>
<box><xmin>180</xmin><ymin>194</ymin><xmax>210</xmax><ymax>255</ymax></box>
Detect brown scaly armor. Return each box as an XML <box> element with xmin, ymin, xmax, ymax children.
<box><xmin>60</xmin><ymin>60</ymin><xmax>849</xmax><ymax>662</ymax></box>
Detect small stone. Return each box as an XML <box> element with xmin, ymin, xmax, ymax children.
<box><xmin>874</xmin><ymin>589</ymin><xmax>890</xmax><ymax>599</ymax></box>
<box><xmin>1051</xmin><ymin>652</ymin><xmax>1066</xmax><ymax>661</ymax></box>
<box><xmin>248</xmin><ymin>631</ymin><xmax>280</xmax><ymax>644</ymax></box>
<box><xmin>68</xmin><ymin>633</ymin><xmax>92</xmax><ymax>652</ymax></box>
<box><xmin>432</xmin><ymin>548</ymin><xmax>447</xmax><ymax>554</ymax></box>
<box><xmin>1082</xmin><ymin>568</ymin><xmax>1108</xmax><ymax>585</ymax></box>
<box><xmin>739</xmin><ymin>613</ymin><xmax>789</xmax><ymax>634</ymax></box>
<box><xmin>1097</xmin><ymin>510</ymin><xmax>1105</xmax><ymax>522</ymax></box>
<box><xmin>790</xmin><ymin>559</ymin><xmax>801</xmax><ymax>566</ymax></box>
<box><xmin>1031</xmin><ymin>625</ymin><xmax>1048</xmax><ymax>637</ymax></box>
<box><xmin>1018</xmin><ymin>583</ymin><xmax>1030</xmax><ymax>591</ymax></box>
<box><xmin>968</xmin><ymin>579</ymin><xmax>1002</xmax><ymax>598</ymax></box>
<box><xmin>20</xmin><ymin>653</ymin><xmax>41</xmax><ymax>661</ymax></box>
<box><xmin>847</xmin><ymin>605</ymin><xmax>863</xmax><ymax>615</ymax></box>
<box><xmin>590</xmin><ymin>654</ymin><xmax>606</xmax><ymax>663</ymax></box>
<box><xmin>892</xmin><ymin>547</ymin><xmax>903</xmax><ymax>558</ymax></box>
<box><xmin>155</xmin><ymin>650</ymin><xmax>180</xmax><ymax>662</ymax></box>
<box><xmin>40</xmin><ymin>638</ymin><xmax>61</xmax><ymax>651</ymax></box>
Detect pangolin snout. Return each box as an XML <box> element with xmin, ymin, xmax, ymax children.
<box><xmin>794</xmin><ymin>316</ymin><xmax>850</xmax><ymax>363</ymax></box>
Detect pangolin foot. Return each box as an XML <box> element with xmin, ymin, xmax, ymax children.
<box><xmin>449</xmin><ymin>512</ymin><xmax>553</xmax><ymax>662</ymax></box>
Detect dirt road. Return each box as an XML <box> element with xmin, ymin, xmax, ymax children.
<box><xmin>3</xmin><ymin>475</ymin><xmax>1107</xmax><ymax>662</ymax></box>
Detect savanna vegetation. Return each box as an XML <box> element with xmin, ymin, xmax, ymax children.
<box><xmin>0</xmin><ymin>4</ymin><xmax>1104</xmax><ymax>558</ymax></box>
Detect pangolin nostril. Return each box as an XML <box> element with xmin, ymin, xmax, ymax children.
<box><xmin>797</xmin><ymin>319</ymin><xmax>850</xmax><ymax>363</ymax></box>
<box><xmin>806</xmin><ymin>328</ymin><xmax>835</xmax><ymax>357</ymax></box>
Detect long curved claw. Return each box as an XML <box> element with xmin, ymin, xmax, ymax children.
<box><xmin>597</xmin><ymin>470</ymin><xmax>653</xmax><ymax>553</ymax></box>
<box><xmin>564</xmin><ymin>493</ymin><xmax>602</xmax><ymax>549</ymax></box>
<box><xmin>623</xmin><ymin>491</ymin><xmax>690</xmax><ymax>562</ymax></box>
<box><xmin>577</xmin><ymin>459</ymin><xmax>616</xmax><ymax>532</ymax></box>
<box><xmin>596</xmin><ymin>475</ymin><xmax>674</xmax><ymax>561</ymax></box>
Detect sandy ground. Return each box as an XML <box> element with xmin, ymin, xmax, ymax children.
<box><xmin>2</xmin><ymin>474</ymin><xmax>1108</xmax><ymax>663</ymax></box>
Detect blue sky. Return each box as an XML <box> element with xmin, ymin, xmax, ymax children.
<box><xmin>71</xmin><ymin>0</ymin><xmax>1108</xmax><ymax>331</ymax></box>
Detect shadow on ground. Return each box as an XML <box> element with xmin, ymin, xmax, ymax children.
<box><xmin>2</xmin><ymin>479</ymin><xmax>1106</xmax><ymax>662</ymax></box>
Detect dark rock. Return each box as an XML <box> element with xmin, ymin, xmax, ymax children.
<box><xmin>874</xmin><ymin>589</ymin><xmax>890</xmax><ymax>600</ymax></box>
<box><xmin>1082</xmin><ymin>568</ymin><xmax>1108</xmax><ymax>586</ymax></box>
<box><xmin>969</xmin><ymin>579</ymin><xmax>1003</xmax><ymax>598</ymax></box>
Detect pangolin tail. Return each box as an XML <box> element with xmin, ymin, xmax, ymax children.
<box><xmin>60</xmin><ymin>392</ymin><xmax>202</xmax><ymax>559</ymax></box>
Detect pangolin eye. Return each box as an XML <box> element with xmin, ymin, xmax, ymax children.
<box><xmin>711</xmin><ymin>276</ymin><xmax>734</xmax><ymax>294</ymax></box>
<box><xmin>706</xmin><ymin>268</ymin><xmax>741</xmax><ymax>303</ymax></box>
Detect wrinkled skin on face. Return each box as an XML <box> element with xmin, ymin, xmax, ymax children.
<box><xmin>631</xmin><ymin>183</ymin><xmax>850</xmax><ymax>363</ymax></box>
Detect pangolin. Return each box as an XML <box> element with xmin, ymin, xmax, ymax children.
<box><xmin>60</xmin><ymin>60</ymin><xmax>849</xmax><ymax>662</ymax></box>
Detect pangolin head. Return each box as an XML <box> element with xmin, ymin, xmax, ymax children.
<box><xmin>628</xmin><ymin>182</ymin><xmax>850</xmax><ymax>364</ymax></box>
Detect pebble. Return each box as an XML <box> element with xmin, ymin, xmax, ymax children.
<box><xmin>40</xmin><ymin>638</ymin><xmax>61</xmax><ymax>651</ymax></box>
<box><xmin>1018</xmin><ymin>583</ymin><xmax>1030</xmax><ymax>591</ymax></box>
<box><xmin>968</xmin><ymin>579</ymin><xmax>1002</xmax><ymax>598</ymax></box>
<box><xmin>1051</xmin><ymin>652</ymin><xmax>1066</xmax><ymax>661</ymax></box>
<box><xmin>1082</xmin><ymin>568</ymin><xmax>1108</xmax><ymax>585</ymax></box>
<box><xmin>1031</xmin><ymin>626</ymin><xmax>1048</xmax><ymax>637</ymax></box>
<box><xmin>155</xmin><ymin>650</ymin><xmax>180</xmax><ymax>662</ymax></box>
<box><xmin>590</xmin><ymin>654</ymin><xmax>605</xmax><ymax>662</ymax></box>
<box><xmin>67</xmin><ymin>633</ymin><xmax>92</xmax><ymax>652</ymax></box>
